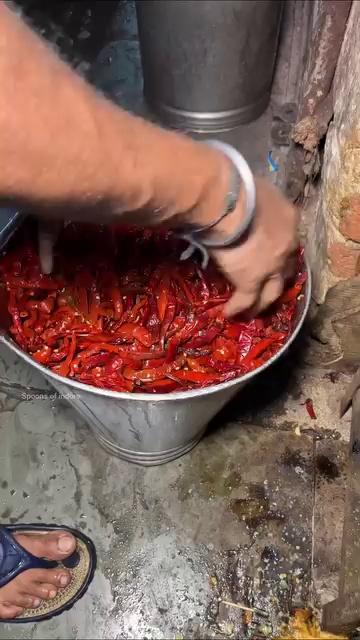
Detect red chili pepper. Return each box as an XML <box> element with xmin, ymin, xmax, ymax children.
<box><xmin>211</xmin><ymin>336</ymin><xmax>238</xmax><ymax>363</ymax></box>
<box><xmin>71</xmin><ymin>343</ymin><xmax>122</xmax><ymax>373</ymax></box>
<box><xmin>8</xmin><ymin>291</ymin><xmax>27</xmax><ymax>348</ymax></box>
<box><xmin>160</xmin><ymin>297</ymin><xmax>176</xmax><ymax>344</ymax></box>
<box><xmin>172</xmin><ymin>271</ymin><xmax>194</xmax><ymax>304</ymax></box>
<box><xmin>127</xmin><ymin>297</ymin><xmax>147</xmax><ymax>324</ymax></box>
<box><xmin>143</xmin><ymin>379</ymin><xmax>180</xmax><ymax>393</ymax></box>
<box><xmin>195</xmin><ymin>266</ymin><xmax>210</xmax><ymax>302</ymax></box>
<box><xmin>223</xmin><ymin>324</ymin><xmax>243</xmax><ymax>340</ymax></box>
<box><xmin>5</xmin><ymin>275</ymin><xmax>62</xmax><ymax>290</ymax></box>
<box><xmin>32</xmin><ymin>344</ymin><xmax>52</xmax><ymax>364</ymax></box>
<box><xmin>108</xmin><ymin>285</ymin><xmax>122</xmax><ymax>320</ymax></box>
<box><xmin>76</xmin><ymin>333</ymin><xmax>114</xmax><ymax>345</ymax></box>
<box><xmin>156</xmin><ymin>276</ymin><xmax>170</xmax><ymax>322</ymax></box>
<box><xmin>146</xmin><ymin>295</ymin><xmax>161</xmax><ymax>341</ymax></box>
<box><xmin>169</xmin><ymin>370</ymin><xmax>220</xmax><ymax>386</ymax></box>
<box><xmin>103</xmin><ymin>354</ymin><xmax>124</xmax><ymax>374</ymax></box>
<box><xmin>166</xmin><ymin>316</ymin><xmax>186</xmax><ymax>339</ymax></box>
<box><xmin>304</xmin><ymin>398</ymin><xmax>317</xmax><ymax>420</ymax></box>
<box><xmin>39</xmin><ymin>296</ymin><xmax>55</xmax><ymax>314</ymax></box>
<box><xmin>1</xmin><ymin>225</ymin><xmax>304</xmax><ymax>393</ymax></box>
<box><xmin>165</xmin><ymin>316</ymin><xmax>202</xmax><ymax>361</ymax></box>
<box><xmin>240</xmin><ymin>334</ymin><xmax>286</xmax><ymax>366</ymax></box>
<box><xmin>123</xmin><ymin>354</ymin><xmax>185</xmax><ymax>383</ymax></box>
<box><xmin>186</xmin><ymin>357</ymin><xmax>208</xmax><ymax>373</ymax></box>
<box><xmin>76</xmin><ymin>287</ymin><xmax>89</xmax><ymax>317</ymax></box>
<box><xmin>185</xmin><ymin>322</ymin><xmax>223</xmax><ymax>350</ymax></box>
<box><xmin>57</xmin><ymin>333</ymin><xmax>77</xmax><ymax>377</ymax></box>
<box><xmin>116</xmin><ymin>322</ymin><xmax>153</xmax><ymax>347</ymax></box>
<box><xmin>143</xmin><ymin>356</ymin><xmax>167</xmax><ymax>369</ymax></box>
<box><xmin>237</xmin><ymin>332</ymin><xmax>253</xmax><ymax>359</ymax></box>
<box><xmin>78</xmin><ymin>352</ymin><xmax>111</xmax><ymax>372</ymax></box>
<box><xmin>23</xmin><ymin>309</ymin><xmax>38</xmax><ymax>334</ymax></box>
<box><xmin>48</xmin><ymin>342</ymin><xmax>72</xmax><ymax>363</ymax></box>
<box><xmin>278</xmin><ymin>283</ymin><xmax>304</xmax><ymax>304</ymax></box>
<box><xmin>123</xmin><ymin>365</ymin><xmax>169</xmax><ymax>383</ymax></box>
<box><xmin>89</xmin><ymin>284</ymin><xmax>102</xmax><ymax>324</ymax></box>
<box><xmin>50</xmin><ymin>306</ymin><xmax>77</xmax><ymax>321</ymax></box>
<box><xmin>200</xmin><ymin>303</ymin><xmax>225</xmax><ymax>320</ymax></box>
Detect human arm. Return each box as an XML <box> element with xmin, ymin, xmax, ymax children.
<box><xmin>0</xmin><ymin>3</ymin><xmax>298</xmax><ymax>315</ymax></box>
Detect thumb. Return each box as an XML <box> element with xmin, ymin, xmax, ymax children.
<box><xmin>38</xmin><ymin>220</ymin><xmax>62</xmax><ymax>274</ymax></box>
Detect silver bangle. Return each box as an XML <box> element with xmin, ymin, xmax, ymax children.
<box><xmin>179</xmin><ymin>141</ymin><xmax>256</xmax><ymax>267</ymax></box>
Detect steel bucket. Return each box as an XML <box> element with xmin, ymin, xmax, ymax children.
<box><xmin>136</xmin><ymin>0</ymin><xmax>284</xmax><ymax>132</ymax></box>
<box><xmin>0</xmin><ymin>267</ymin><xmax>311</xmax><ymax>466</ymax></box>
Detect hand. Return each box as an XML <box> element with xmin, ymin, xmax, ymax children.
<box><xmin>211</xmin><ymin>178</ymin><xmax>299</xmax><ymax>317</ymax></box>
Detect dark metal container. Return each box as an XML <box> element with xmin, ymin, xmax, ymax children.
<box><xmin>136</xmin><ymin>0</ymin><xmax>283</xmax><ymax>132</ymax></box>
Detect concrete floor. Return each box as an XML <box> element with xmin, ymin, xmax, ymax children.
<box><xmin>0</xmin><ymin>340</ymin><xmax>352</xmax><ymax>639</ymax></box>
<box><xmin>0</xmin><ymin>2</ymin><xmax>353</xmax><ymax>638</ymax></box>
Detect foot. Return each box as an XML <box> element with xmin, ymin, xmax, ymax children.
<box><xmin>0</xmin><ymin>531</ymin><xmax>76</xmax><ymax>619</ymax></box>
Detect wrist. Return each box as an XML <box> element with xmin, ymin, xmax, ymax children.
<box><xmin>178</xmin><ymin>143</ymin><xmax>256</xmax><ymax>266</ymax></box>
<box><xmin>183</xmin><ymin>143</ymin><xmax>253</xmax><ymax>243</ymax></box>
<box><xmin>180</xmin><ymin>142</ymin><xmax>252</xmax><ymax>245</ymax></box>
<box><xmin>210</xmin><ymin>184</ymin><xmax>247</xmax><ymax>241</ymax></box>
<box><xmin>183</xmin><ymin>147</ymin><xmax>236</xmax><ymax>229</ymax></box>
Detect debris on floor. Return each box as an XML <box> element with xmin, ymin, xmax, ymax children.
<box><xmin>304</xmin><ymin>398</ymin><xmax>317</xmax><ymax>420</ymax></box>
<box><xmin>275</xmin><ymin>609</ymin><xmax>348</xmax><ymax>639</ymax></box>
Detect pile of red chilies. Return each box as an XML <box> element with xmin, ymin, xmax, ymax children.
<box><xmin>0</xmin><ymin>224</ymin><xmax>306</xmax><ymax>394</ymax></box>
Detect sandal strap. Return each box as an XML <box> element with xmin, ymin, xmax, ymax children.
<box><xmin>0</xmin><ymin>526</ymin><xmax>57</xmax><ymax>588</ymax></box>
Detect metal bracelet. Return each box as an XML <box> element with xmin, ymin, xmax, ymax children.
<box><xmin>184</xmin><ymin>151</ymin><xmax>242</xmax><ymax>236</ymax></box>
<box><xmin>179</xmin><ymin>141</ymin><xmax>256</xmax><ymax>267</ymax></box>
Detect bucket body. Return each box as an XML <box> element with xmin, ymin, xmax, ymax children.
<box><xmin>0</xmin><ymin>265</ymin><xmax>310</xmax><ymax>467</ymax></box>
<box><xmin>49</xmin><ymin>377</ymin><xmax>242</xmax><ymax>466</ymax></box>
<box><xmin>136</xmin><ymin>0</ymin><xmax>283</xmax><ymax>132</ymax></box>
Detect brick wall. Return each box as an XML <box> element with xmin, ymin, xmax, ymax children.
<box><xmin>308</xmin><ymin>1</ymin><xmax>360</xmax><ymax>303</ymax></box>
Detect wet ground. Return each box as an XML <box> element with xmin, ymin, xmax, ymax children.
<box><xmin>0</xmin><ymin>338</ymin><xmax>352</xmax><ymax>639</ymax></box>
<box><xmin>0</xmin><ymin>2</ymin><xmax>353</xmax><ymax>638</ymax></box>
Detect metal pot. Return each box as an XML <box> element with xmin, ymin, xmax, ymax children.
<box><xmin>136</xmin><ymin>0</ymin><xmax>283</xmax><ymax>132</ymax></box>
<box><xmin>0</xmin><ymin>266</ymin><xmax>311</xmax><ymax>467</ymax></box>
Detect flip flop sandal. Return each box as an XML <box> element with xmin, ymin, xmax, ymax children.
<box><xmin>0</xmin><ymin>523</ymin><xmax>96</xmax><ymax>623</ymax></box>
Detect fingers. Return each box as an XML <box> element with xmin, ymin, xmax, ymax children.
<box><xmin>224</xmin><ymin>289</ymin><xmax>258</xmax><ymax>317</ymax></box>
<box><xmin>225</xmin><ymin>275</ymin><xmax>284</xmax><ymax>318</ymax></box>
<box><xmin>212</xmin><ymin>176</ymin><xmax>299</xmax><ymax>317</ymax></box>
<box><xmin>256</xmin><ymin>275</ymin><xmax>284</xmax><ymax>314</ymax></box>
<box><xmin>38</xmin><ymin>220</ymin><xmax>62</xmax><ymax>274</ymax></box>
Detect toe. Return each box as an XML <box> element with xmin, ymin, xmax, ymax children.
<box><xmin>0</xmin><ymin>604</ymin><xmax>24</xmax><ymax>619</ymax></box>
<box><xmin>14</xmin><ymin>531</ymin><xmax>76</xmax><ymax>560</ymax></box>
<box><xmin>17</xmin><ymin>567</ymin><xmax>71</xmax><ymax>590</ymax></box>
<box><xmin>39</xmin><ymin>584</ymin><xmax>58</xmax><ymax>600</ymax></box>
<box><xmin>21</xmin><ymin>582</ymin><xmax>58</xmax><ymax>600</ymax></box>
<box><xmin>31</xmin><ymin>597</ymin><xmax>41</xmax><ymax>609</ymax></box>
<box><xmin>5</xmin><ymin>593</ymin><xmax>35</xmax><ymax>609</ymax></box>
